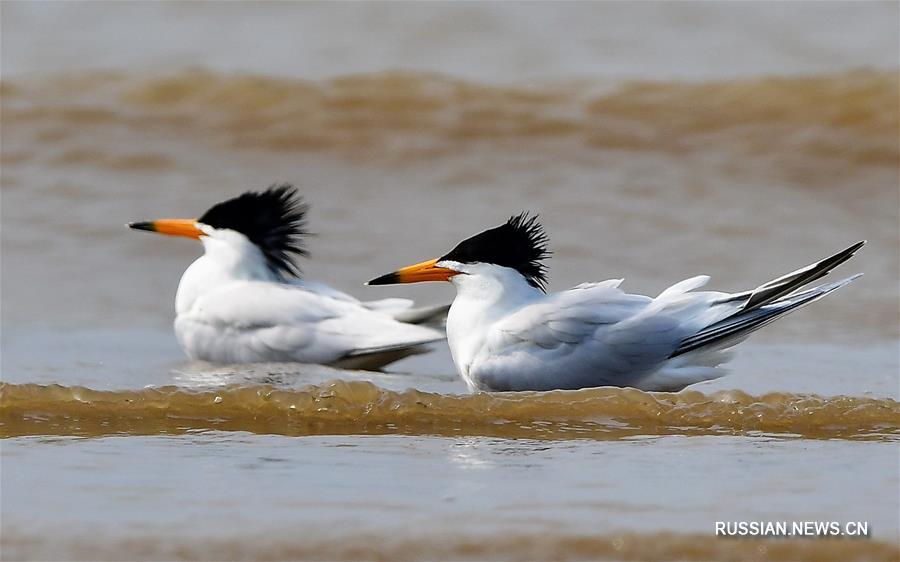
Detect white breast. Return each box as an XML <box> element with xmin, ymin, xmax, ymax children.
<box><xmin>441</xmin><ymin>262</ymin><xmax>543</xmax><ymax>391</ymax></box>
<box><xmin>175</xmin><ymin>230</ymin><xmax>276</xmax><ymax>316</ymax></box>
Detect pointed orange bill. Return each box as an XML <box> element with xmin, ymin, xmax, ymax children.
<box><xmin>128</xmin><ymin>219</ymin><xmax>203</xmax><ymax>239</ymax></box>
<box><xmin>367</xmin><ymin>258</ymin><xmax>457</xmax><ymax>285</ymax></box>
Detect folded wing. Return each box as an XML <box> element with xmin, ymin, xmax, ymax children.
<box><xmin>177</xmin><ymin>281</ymin><xmax>444</xmax><ymax>366</ymax></box>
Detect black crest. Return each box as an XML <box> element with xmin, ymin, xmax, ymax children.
<box><xmin>440</xmin><ymin>212</ymin><xmax>551</xmax><ymax>290</ymax></box>
<box><xmin>198</xmin><ymin>184</ymin><xmax>309</xmax><ymax>277</ymax></box>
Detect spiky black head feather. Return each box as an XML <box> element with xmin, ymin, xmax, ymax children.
<box><xmin>198</xmin><ymin>184</ymin><xmax>309</xmax><ymax>278</ymax></box>
<box><xmin>440</xmin><ymin>212</ymin><xmax>551</xmax><ymax>291</ymax></box>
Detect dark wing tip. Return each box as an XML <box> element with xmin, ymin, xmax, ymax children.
<box><xmin>827</xmin><ymin>240</ymin><xmax>867</xmax><ymax>269</ymax></box>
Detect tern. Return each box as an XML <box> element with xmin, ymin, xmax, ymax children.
<box><xmin>129</xmin><ymin>184</ymin><xmax>446</xmax><ymax>369</ymax></box>
<box><xmin>368</xmin><ymin>213</ymin><xmax>864</xmax><ymax>392</ymax></box>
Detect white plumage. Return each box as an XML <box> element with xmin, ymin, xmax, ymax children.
<box><xmin>368</xmin><ymin>213</ymin><xmax>864</xmax><ymax>392</ymax></box>
<box><xmin>174</xmin><ymin>246</ymin><xmax>444</xmax><ymax>366</ymax></box>
<box><xmin>442</xmin><ymin>262</ymin><xmax>857</xmax><ymax>392</ymax></box>
<box><xmin>131</xmin><ymin>186</ymin><xmax>445</xmax><ymax>369</ymax></box>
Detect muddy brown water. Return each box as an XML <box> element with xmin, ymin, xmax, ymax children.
<box><xmin>2</xmin><ymin>3</ymin><xmax>898</xmax><ymax>560</ymax></box>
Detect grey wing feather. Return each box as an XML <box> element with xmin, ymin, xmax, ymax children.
<box><xmin>672</xmin><ymin>274</ymin><xmax>861</xmax><ymax>357</ymax></box>
<box><xmin>673</xmin><ymin>241</ymin><xmax>866</xmax><ymax>358</ymax></box>
<box><xmin>389</xmin><ymin>303</ymin><xmax>450</xmax><ymax>325</ymax></box>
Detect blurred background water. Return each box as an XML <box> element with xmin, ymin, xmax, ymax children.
<box><xmin>2</xmin><ymin>2</ymin><xmax>898</xmax><ymax>560</ymax></box>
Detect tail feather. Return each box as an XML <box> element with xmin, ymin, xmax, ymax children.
<box><xmin>735</xmin><ymin>241</ymin><xmax>865</xmax><ymax>312</ymax></box>
<box><xmin>671</xmin><ymin>274</ymin><xmax>861</xmax><ymax>358</ymax></box>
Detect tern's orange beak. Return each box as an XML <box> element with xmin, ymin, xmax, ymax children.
<box><xmin>128</xmin><ymin>219</ymin><xmax>203</xmax><ymax>240</ymax></box>
<box><xmin>367</xmin><ymin>258</ymin><xmax>457</xmax><ymax>285</ymax></box>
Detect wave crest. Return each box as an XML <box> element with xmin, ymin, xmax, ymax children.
<box><xmin>2</xmin><ymin>381</ymin><xmax>897</xmax><ymax>440</ymax></box>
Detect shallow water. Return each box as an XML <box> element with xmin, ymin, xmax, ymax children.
<box><xmin>3</xmin><ymin>434</ymin><xmax>898</xmax><ymax>561</ymax></box>
<box><xmin>2</xmin><ymin>2</ymin><xmax>899</xmax><ymax>560</ymax></box>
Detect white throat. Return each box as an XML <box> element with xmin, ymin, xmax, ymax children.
<box><xmin>439</xmin><ymin>261</ymin><xmax>543</xmax><ymax>389</ymax></box>
<box><xmin>175</xmin><ymin>228</ymin><xmax>277</xmax><ymax>314</ymax></box>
